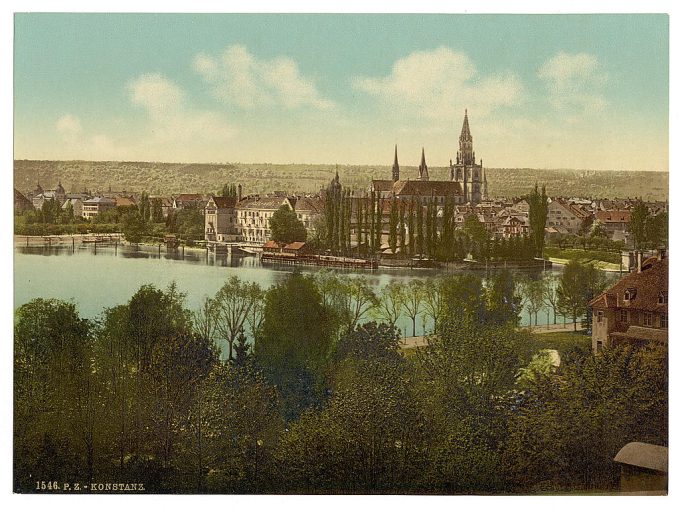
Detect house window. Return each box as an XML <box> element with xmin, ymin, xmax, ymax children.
<box><xmin>619</xmin><ymin>310</ymin><xmax>629</xmax><ymax>323</ymax></box>
<box><xmin>660</xmin><ymin>314</ymin><xmax>668</xmax><ymax>328</ymax></box>
<box><xmin>658</xmin><ymin>292</ymin><xmax>668</xmax><ymax>304</ymax></box>
<box><xmin>596</xmin><ymin>340</ymin><xmax>603</xmax><ymax>353</ymax></box>
<box><xmin>596</xmin><ymin>311</ymin><xmax>603</xmax><ymax>323</ymax></box>
<box><xmin>624</xmin><ymin>288</ymin><xmax>637</xmax><ymax>301</ymax></box>
<box><xmin>643</xmin><ymin>312</ymin><xmax>653</xmax><ymax>327</ymax></box>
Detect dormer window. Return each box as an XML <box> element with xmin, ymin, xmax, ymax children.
<box><xmin>624</xmin><ymin>288</ymin><xmax>637</xmax><ymax>301</ymax></box>
<box><xmin>658</xmin><ymin>292</ymin><xmax>668</xmax><ymax>304</ymax></box>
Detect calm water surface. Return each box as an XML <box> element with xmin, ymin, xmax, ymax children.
<box><xmin>14</xmin><ymin>244</ymin><xmax>598</xmax><ymax>337</ymax></box>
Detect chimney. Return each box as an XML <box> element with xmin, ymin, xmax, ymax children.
<box><xmin>237</xmin><ymin>184</ymin><xmax>242</xmax><ymax>202</ymax></box>
<box><xmin>637</xmin><ymin>250</ymin><xmax>643</xmax><ymax>273</ymax></box>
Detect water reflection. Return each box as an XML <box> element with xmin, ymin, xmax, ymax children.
<box><xmin>15</xmin><ymin>243</ymin><xmax>616</xmax><ymax>343</ymax></box>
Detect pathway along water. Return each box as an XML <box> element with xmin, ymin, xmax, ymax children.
<box><xmin>15</xmin><ymin>243</ymin><xmax>608</xmax><ymax>347</ymax></box>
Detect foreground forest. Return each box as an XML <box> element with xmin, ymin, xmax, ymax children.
<box><xmin>14</xmin><ymin>160</ymin><xmax>669</xmax><ymax>200</ymax></box>
<box><xmin>14</xmin><ymin>270</ymin><xmax>667</xmax><ymax>494</ymax></box>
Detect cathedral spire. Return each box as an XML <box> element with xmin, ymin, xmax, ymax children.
<box><xmin>392</xmin><ymin>144</ymin><xmax>400</xmax><ymax>182</ymax></box>
<box><xmin>458</xmin><ymin>109</ymin><xmax>474</xmax><ymax>166</ymax></box>
<box><xmin>418</xmin><ymin>147</ymin><xmax>429</xmax><ymax>181</ymax></box>
<box><xmin>460</xmin><ymin>109</ymin><xmax>471</xmax><ymax>140</ymax></box>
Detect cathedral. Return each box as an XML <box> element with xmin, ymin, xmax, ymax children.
<box><xmin>372</xmin><ymin>110</ymin><xmax>488</xmax><ymax>205</ymax></box>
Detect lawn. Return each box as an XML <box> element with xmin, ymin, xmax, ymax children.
<box><xmin>544</xmin><ymin>247</ymin><xmax>621</xmax><ymax>265</ymax></box>
<box><xmin>526</xmin><ymin>330</ymin><xmax>591</xmax><ymax>357</ymax></box>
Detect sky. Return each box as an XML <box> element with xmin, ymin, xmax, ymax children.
<box><xmin>13</xmin><ymin>13</ymin><xmax>669</xmax><ymax>171</ymax></box>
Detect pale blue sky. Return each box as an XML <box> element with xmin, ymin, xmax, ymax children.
<box><xmin>14</xmin><ymin>13</ymin><xmax>668</xmax><ymax>170</ymax></box>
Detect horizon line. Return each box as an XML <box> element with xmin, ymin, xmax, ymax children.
<box><xmin>12</xmin><ymin>158</ymin><xmax>669</xmax><ymax>173</ymax></box>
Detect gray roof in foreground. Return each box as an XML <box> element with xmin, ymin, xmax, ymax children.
<box><xmin>614</xmin><ymin>442</ymin><xmax>668</xmax><ymax>472</ymax></box>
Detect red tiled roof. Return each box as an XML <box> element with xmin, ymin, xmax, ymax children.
<box><xmin>372</xmin><ymin>179</ymin><xmax>395</xmax><ymax>192</ymax></box>
<box><xmin>284</xmin><ymin>241</ymin><xmax>306</xmax><ymax>250</ymax></box>
<box><xmin>595</xmin><ymin>210</ymin><xmax>631</xmax><ymax>223</ymax></box>
<box><xmin>392</xmin><ymin>180</ymin><xmax>463</xmax><ymax>197</ymax></box>
<box><xmin>590</xmin><ymin>257</ymin><xmax>668</xmax><ymax>312</ymax></box>
<box><xmin>210</xmin><ymin>196</ymin><xmax>237</xmax><ymax>209</ymax></box>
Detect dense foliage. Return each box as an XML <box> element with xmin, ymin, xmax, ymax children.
<box><xmin>14</xmin><ymin>271</ymin><xmax>667</xmax><ymax>494</ymax></box>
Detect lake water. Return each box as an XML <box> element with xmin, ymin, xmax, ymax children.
<box><xmin>14</xmin><ymin>244</ymin><xmax>588</xmax><ymax>340</ymax></box>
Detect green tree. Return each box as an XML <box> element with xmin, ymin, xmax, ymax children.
<box><xmin>256</xmin><ymin>272</ymin><xmax>336</xmax><ymax>420</ymax></box>
<box><xmin>504</xmin><ymin>344</ymin><xmax>667</xmax><ymax>491</ymax></box>
<box><xmin>14</xmin><ymin>299</ymin><xmax>94</xmax><ymax>490</ymax></box>
<box><xmin>122</xmin><ymin>211</ymin><xmax>146</xmax><ymax>243</ymax></box>
<box><xmin>375</xmin><ymin>281</ymin><xmax>405</xmax><ymax>327</ymax></box>
<box><xmin>646</xmin><ymin>211</ymin><xmax>668</xmax><ymax>248</ymax></box>
<box><xmin>388</xmin><ymin>195</ymin><xmax>398</xmax><ymax>254</ymax></box>
<box><xmin>463</xmin><ymin>214</ymin><xmax>488</xmax><ymax>249</ymax></box>
<box><xmin>557</xmin><ymin>260</ymin><xmax>606</xmax><ymax>330</ymax></box>
<box><xmin>402</xmin><ymin>279</ymin><xmax>425</xmax><ymax>337</ymax></box>
<box><xmin>151</xmin><ymin>198</ymin><xmax>164</xmax><ymax>222</ymax></box>
<box><xmin>269</xmin><ymin>205</ymin><xmax>307</xmax><ymax>245</ymax></box>
<box><xmin>630</xmin><ymin>200</ymin><xmax>649</xmax><ymax>249</ymax></box>
<box><xmin>221</xmin><ymin>183</ymin><xmax>237</xmax><ymax>198</ymax></box>
<box><xmin>213</xmin><ymin>276</ymin><xmax>264</xmax><ymax>361</ymax></box>
<box><xmin>527</xmin><ymin>184</ymin><xmax>549</xmax><ymax>257</ymax></box>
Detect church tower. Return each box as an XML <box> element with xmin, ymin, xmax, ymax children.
<box><xmin>418</xmin><ymin>147</ymin><xmax>429</xmax><ymax>181</ymax></box>
<box><xmin>450</xmin><ymin>109</ymin><xmax>484</xmax><ymax>204</ymax></box>
<box><xmin>392</xmin><ymin>145</ymin><xmax>400</xmax><ymax>182</ymax></box>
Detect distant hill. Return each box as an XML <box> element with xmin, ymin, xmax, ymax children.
<box><xmin>13</xmin><ymin>160</ymin><xmax>668</xmax><ymax>201</ymax></box>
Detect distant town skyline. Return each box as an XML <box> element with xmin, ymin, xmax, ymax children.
<box><xmin>14</xmin><ymin>13</ymin><xmax>668</xmax><ymax>171</ymax></box>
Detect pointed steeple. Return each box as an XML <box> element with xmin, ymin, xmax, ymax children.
<box><xmin>461</xmin><ymin>109</ymin><xmax>471</xmax><ymax>139</ymax></box>
<box><xmin>457</xmin><ymin>109</ymin><xmax>474</xmax><ymax>166</ymax></box>
<box><xmin>418</xmin><ymin>147</ymin><xmax>429</xmax><ymax>181</ymax></box>
<box><xmin>392</xmin><ymin>145</ymin><xmax>400</xmax><ymax>182</ymax></box>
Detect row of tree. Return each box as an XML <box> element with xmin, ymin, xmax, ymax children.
<box><xmin>15</xmin><ymin>268</ymin><xmax>666</xmax><ymax>493</ymax></box>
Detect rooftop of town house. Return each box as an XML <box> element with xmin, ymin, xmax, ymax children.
<box><xmin>614</xmin><ymin>442</ymin><xmax>668</xmax><ymax>473</ymax></box>
<box><xmin>236</xmin><ymin>196</ymin><xmax>289</xmax><ymax>210</ymax></box>
<box><xmin>391</xmin><ymin>179</ymin><xmax>463</xmax><ymax>197</ymax></box>
<box><xmin>371</xmin><ymin>179</ymin><xmax>396</xmax><ymax>192</ymax></box>
<box><xmin>115</xmin><ymin>196</ymin><xmax>137</xmax><ymax>207</ymax></box>
<box><xmin>595</xmin><ymin>210</ymin><xmax>631</xmax><ymax>223</ymax></box>
<box><xmin>83</xmin><ymin>196</ymin><xmax>116</xmax><ymax>204</ymax></box>
<box><xmin>589</xmin><ymin>256</ymin><xmax>668</xmax><ymax>312</ymax></box>
<box><xmin>291</xmin><ymin>196</ymin><xmax>324</xmax><ymax>214</ymax></box>
<box><xmin>284</xmin><ymin>242</ymin><xmax>306</xmax><ymax>251</ymax></box>
<box><xmin>174</xmin><ymin>193</ymin><xmax>205</xmax><ymax>201</ymax></box>
<box><xmin>610</xmin><ymin>325</ymin><xmax>668</xmax><ymax>344</ymax></box>
<box><xmin>208</xmin><ymin>196</ymin><xmax>238</xmax><ymax>209</ymax></box>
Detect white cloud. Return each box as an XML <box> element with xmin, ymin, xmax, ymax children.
<box><xmin>128</xmin><ymin>73</ymin><xmax>234</xmax><ymax>143</ymax></box>
<box><xmin>56</xmin><ymin>114</ymin><xmax>83</xmax><ymax>135</ymax></box>
<box><xmin>538</xmin><ymin>52</ymin><xmax>608</xmax><ymax>118</ymax></box>
<box><xmin>194</xmin><ymin>44</ymin><xmax>334</xmax><ymax>110</ymax></box>
<box><xmin>353</xmin><ymin>46</ymin><xmax>523</xmax><ymax>120</ymax></box>
<box><xmin>55</xmin><ymin>114</ymin><xmax>119</xmax><ymax>159</ymax></box>
<box><xmin>128</xmin><ymin>73</ymin><xmax>185</xmax><ymax>114</ymax></box>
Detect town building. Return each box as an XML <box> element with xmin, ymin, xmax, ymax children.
<box><xmin>614</xmin><ymin>442</ymin><xmax>668</xmax><ymax>494</ymax></box>
<box><xmin>450</xmin><ymin>109</ymin><xmax>488</xmax><ymax>204</ymax></box>
<box><xmin>14</xmin><ymin>188</ymin><xmax>33</xmax><ymax>214</ymax></box>
<box><xmin>595</xmin><ymin>209</ymin><xmax>631</xmax><ymax>238</ymax></box>
<box><xmin>61</xmin><ymin>197</ymin><xmax>84</xmax><ymax>218</ymax></box>
<box><xmin>546</xmin><ymin>199</ymin><xmax>589</xmax><ymax>235</ymax></box>
<box><xmin>205</xmin><ymin>192</ymin><xmax>324</xmax><ymax>244</ymax></box>
<box><xmin>82</xmin><ymin>196</ymin><xmax>116</xmax><ymax>220</ymax></box>
<box><xmin>205</xmin><ymin>196</ymin><xmax>238</xmax><ymax>242</ymax></box>
<box><xmin>589</xmin><ymin>252</ymin><xmax>668</xmax><ymax>353</ymax></box>
<box><xmin>31</xmin><ymin>182</ymin><xmax>66</xmax><ymax>209</ymax></box>
<box><xmin>371</xmin><ymin>110</ymin><xmax>489</xmax><ymax>206</ymax></box>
